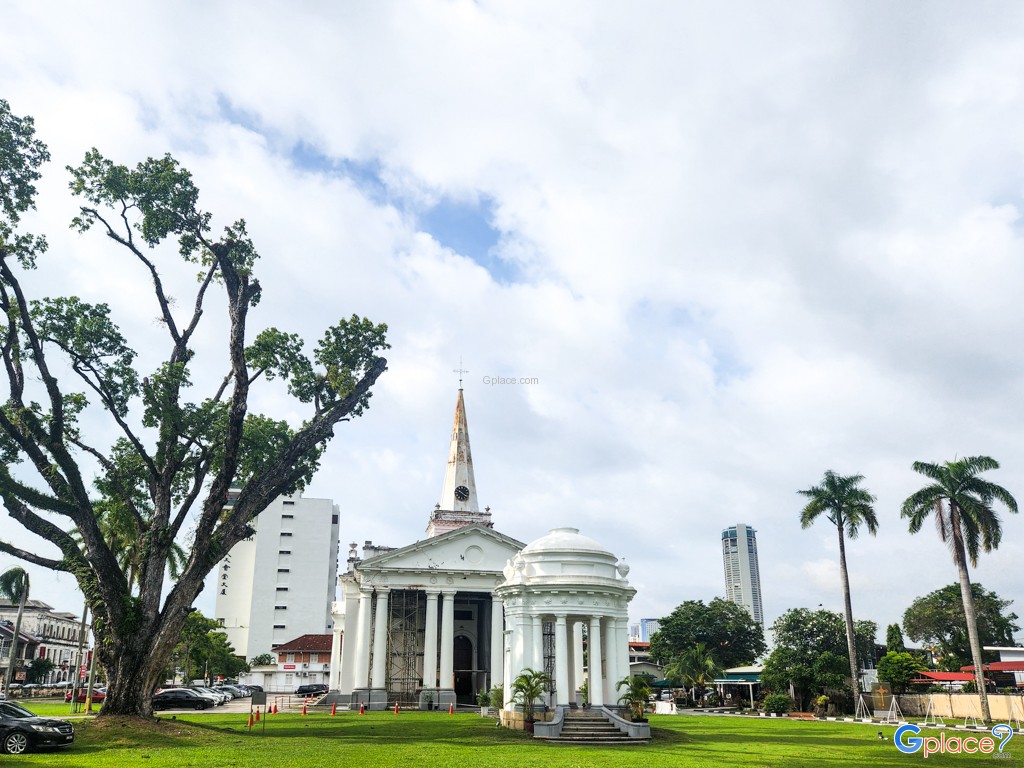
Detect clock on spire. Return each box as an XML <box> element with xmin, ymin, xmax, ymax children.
<box><xmin>426</xmin><ymin>386</ymin><xmax>494</xmax><ymax>537</ymax></box>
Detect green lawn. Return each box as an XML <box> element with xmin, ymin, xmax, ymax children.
<box><xmin>7</xmin><ymin>711</ymin><xmax>1022</xmax><ymax>767</ymax></box>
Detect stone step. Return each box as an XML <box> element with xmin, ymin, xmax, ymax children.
<box><xmin>546</xmin><ymin>737</ymin><xmax>649</xmax><ymax>745</ymax></box>
<box><xmin>561</xmin><ymin>729</ymin><xmax>622</xmax><ymax>737</ymax></box>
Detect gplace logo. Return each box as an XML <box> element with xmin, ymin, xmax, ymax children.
<box><xmin>894</xmin><ymin>723</ymin><xmax>1014</xmax><ymax>759</ymax></box>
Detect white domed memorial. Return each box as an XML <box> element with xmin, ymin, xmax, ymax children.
<box><xmin>496</xmin><ymin>527</ymin><xmax>647</xmax><ymax>739</ymax></box>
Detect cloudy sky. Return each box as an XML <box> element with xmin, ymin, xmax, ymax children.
<box><xmin>2</xmin><ymin>1</ymin><xmax>1023</xmax><ymax>649</ymax></box>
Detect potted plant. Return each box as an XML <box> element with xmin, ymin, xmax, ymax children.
<box><xmin>476</xmin><ymin>688</ymin><xmax>491</xmax><ymax>714</ymax></box>
<box><xmin>423</xmin><ymin>691</ymin><xmax>434</xmax><ymax>711</ymax></box>
<box><xmin>578</xmin><ymin>679</ymin><xmax>589</xmax><ymax>708</ymax></box>
<box><xmin>616</xmin><ymin>675</ymin><xmax>652</xmax><ymax>722</ymax></box>
<box><xmin>512</xmin><ymin>668</ymin><xmax>551</xmax><ymax>733</ymax></box>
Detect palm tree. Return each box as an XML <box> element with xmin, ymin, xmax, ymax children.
<box><xmin>616</xmin><ymin>675</ymin><xmax>653</xmax><ymax>720</ymax></box>
<box><xmin>73</xmin><ymin>501</ymin><xmax>187</xmax><ymax>594</ymax></box>
<box><xmin>665</xmin><ymin>642</ymin><xmax>722</xmax><ymax>706</ymax></box>
<box><xmin>511</xmin><ymin>668</ymin><xmax>550</xmax><ymax>729</ymax></box>
<box><xmin>798</xmin><ymin>471</ymin><xmax>878</xmax><ymax>697</ymax></box>
<box><xmin>0</xmin><ymin>567</ymin><xmax>30</xmax><ymax>693</ymax></box>
<box><xmin>902</xmin><ymin>456</ymin><xmax>1018</xmax><ymax>722</ymax></box>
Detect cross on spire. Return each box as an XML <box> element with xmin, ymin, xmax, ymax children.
<box><xmin>453</xmin><ymin>357</ymin><xmax>469</xmax><ymax>389</ymax></box>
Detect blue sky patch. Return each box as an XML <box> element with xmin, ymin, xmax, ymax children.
<box><xmin>216</xmin><ymin>94</ymin><xmax>514</xmax><ymax>282</ymax></box>
<box><xmin>418</xmin><ymin>196</ymin><xmax>516</xmax><ymax>283</ymax></box>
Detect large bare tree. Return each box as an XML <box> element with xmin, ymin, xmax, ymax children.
<box><xmin>0</xmin><ymin>99</ymin><xmax>388</xmax><ymax>716</ymax></box>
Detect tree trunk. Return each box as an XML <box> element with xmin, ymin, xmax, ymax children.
<box><xmin>4</xmin><ymin>589</ymin><xmax>27</xmax><ymax>691</ymax></box>
<box><xmin>950</xmin><ymin>514</ymin><xmax>991</xmax><ymax>721</ymax></box>
<box><xmin>836</xmin><ymin>524</ymin><xmax>860</xmax><ymax>697</ymax></box>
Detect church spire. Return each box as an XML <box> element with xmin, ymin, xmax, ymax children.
<box><xmin>426</xmin><ymin>388</ymin><xmax>493</xmax><ymax>537</ymax></box>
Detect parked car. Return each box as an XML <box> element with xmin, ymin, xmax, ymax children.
<box><xmin>151</xmin><ymin>689</ymin><xmax>214</xmax><ymax>711</ymax></box>
<box><xmin>0</xmin><ymin>701</ymin><xmax>74</xmax><ymax>754</ymax></box>
<box><xmin>246</xmin><ymin>685</ymin><xmax>264</xmax><ymax>693</ymax></box>
<box><xmin>295</xmin><ymin>684</ymin><xmax>329</xmax><ymax>697</ymax></box>
<box><xmin>191</xmin><ymin>687</ymin><xmax>229</xmax><ymax>705</ymax></box>
<box><xmin>64</xmin><ymin>688</ymin><xmax>105</xmax><ymax>704</ymax></box>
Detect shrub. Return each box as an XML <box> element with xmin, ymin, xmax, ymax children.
<box><xmin>763</xmin><ymin>694</ymin><xmax>793</xmax><ymax>714</ymax></box>
<box><xmin>489</xmin><ymin>685</ymin><xmax>504</xmax><ymax>708</ymax></box>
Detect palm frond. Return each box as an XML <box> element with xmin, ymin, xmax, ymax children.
<box><xmin>0</xmin><ymin>567</ymin><xmax>29</xmax><ymax>603</ymax></box>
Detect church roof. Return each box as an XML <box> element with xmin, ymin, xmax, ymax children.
<box><xmin>358</xmin><ymin>524</ymin><xmax>526</xmax><ymax>571</ymax></box>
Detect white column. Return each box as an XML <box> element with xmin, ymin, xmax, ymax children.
<box><xmin>572</xmin><ymin>621</ymin><xmax>585</xmax><ymax>697</ymax></box>
<box><xmin>339</xmin><ymin>587</ymin><xmax>360</xmax><ymax>695</ymax></box>
<box><xmin>531</xmin><ymin>616</ymin><xmax>543</xmax><ymax>671</ymax></box>
<box><xmin>520</xmin><ymin>615</ymin><xmax>533</xmax><ymax>673</ymax></box>
<box><xmin>603</xmin><ymin>616</ymin><xmax>618</xmax><ymax>705</ymax></box>
<box><xmin>490</xmin><ymin>596</ymin><xmax>504</xmax><ymax>689</ymax></box>
<box><xmin>554</xmin><ymin>615</ymin><xmax>569</xmax><ymax>706</ymax></box>
<box><xmin>589</xmin><ymin>616</ymin><xmax>604</xmax><ymax>707</ymax></box>
<box><xmin>439</xmin><ymin>590</ymin><xmax>456</xmax><ymax>689</ymax></box>
<box><xmin>329</xmin><ymin>602</ymin><xmax>343</xmax><ymax>690</ymax></box>
<box><xmin>510</xmin><ymin>615</ymin><xmax>524</xmax><ymax>684</ymax></box>
<box><xmin>503</xmin><ymin>626</ymin><xmax>515</xmax><ymax>709</ymax></box>
<box><xmin>422</xmin><ymin>590</ymin><xmax>439</xmax><ymax>688</ymax></box>
<box><xmin>370</xmin><ymin>588</ymin><xmax>390</xmax><ymax>689</ymax></box>
<box><xmin>566</xmin><ymin>625</ymin><xmax>576</xmax><ymax>696</ymax></box>
<box><xmin>353</xmin><ymin>586</ymin><xmax>373</xmax><ymax>689</ymax></box>
<box><xmin>617</xmin><ymin>619</ymin><xmax>630</xmax><ymax>691</ymax></box>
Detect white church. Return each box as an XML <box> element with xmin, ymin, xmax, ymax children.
<box><xmin>328</xmin><ymin>389</ymin><xmax>638</xmax><ymax>718</ymax></box>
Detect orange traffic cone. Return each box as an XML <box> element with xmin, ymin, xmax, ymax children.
<box><xmin>448</xmin><ymin>702</ymin><xmax>454</xmax><ymax>715</ymax></box>
<box><xmin>254</xmin><ymin>708</ymin><xmax>261</xmax><ymax>722</ymax></box>
<box><xmin>272</xmin><ymin>703</ymin><xmax>278</xmax><ymax>715</ymax></box>
<box><xmin>302</xmin><ymin>701</ymin><xmax>307</xmax><ymax>716</ymax></box>
<box><xmin>247</xmin><ymin>712</ymin><xmax>254</xmax><ymax>728</ymax></box>
<box><xmin>394</xmin><ymin>702</ymin><xmax>399</xmax><ymax>714</ymax></box>
<box><xmin>331</xmin><ymin>701</ymin><xmax>337</xmax><ymax>716</ymax></box>
<box><xmin>359</xmin><ymin>702</ymin><xmax>365</xmax><ymax>715</ymax></box>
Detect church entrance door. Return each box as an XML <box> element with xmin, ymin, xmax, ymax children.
<box><xmin>453</xmin><ymin>635</ymin><xmax>474</xmax><ymax>703</ymax></box>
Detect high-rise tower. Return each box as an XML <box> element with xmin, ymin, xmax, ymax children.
<box><xmin>722</xmin><ymin>523</ymin><xmax>764</xmax><ymax>626</ymax></box>
<box><xmin>215</xmin><ymin>491</ymin><xmax>340</xmax><ymax>658</ymax></box>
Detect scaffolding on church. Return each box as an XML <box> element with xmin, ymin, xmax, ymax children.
<box><xmin>386</xmin><ymin>589</ymin><xmax>425</xmax><ymax>706</ymax></box>
<box><xmin>543</xmin><ymin>621</ymin><xmax>556</xmax><ymax>697</ymax></box>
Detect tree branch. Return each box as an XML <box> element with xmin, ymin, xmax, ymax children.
<box><xmin>84</xmin><ymin>206</ymin><xmax>182</xmax><ymax>344</ymax></box>
<box><xmin>0</xmin><ymin>539</ymin><xmax>66</xmax><ymax>571</ymax></box>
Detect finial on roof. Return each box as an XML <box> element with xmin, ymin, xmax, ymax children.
<box><xmin>453</xmin><ymin>356</ymin><xmax>468</xmax><ymax>389</ymax></box>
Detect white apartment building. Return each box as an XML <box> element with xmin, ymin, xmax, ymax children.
<box><xmin>214</xmin><ymin>492</ymin><xmax>340</xmax><ymax>661</ymax></box>
<box><xmin>722</xmin><ymin>523</ymin><xmax>764</xmax><ymax>627</ymax></box>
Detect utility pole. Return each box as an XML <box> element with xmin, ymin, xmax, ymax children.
<box><xmin>69</xmin><ymin>603</ymin><xmax>89</xmax><ymax>714</ymax></box>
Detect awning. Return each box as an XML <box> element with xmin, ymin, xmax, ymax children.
<box><xmin>911</xmin><ymin>670</ymin><xmax>988</xmax><ymax>682</ymax></box>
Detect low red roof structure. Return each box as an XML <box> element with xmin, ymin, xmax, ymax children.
<box><xmin>914</xmin><ymin>670</ymin><xmax>976</xmax><ymax>682</ymax></box>
<box><xmin>274</xmin><ymin>634</ymin><xmax>332</xmax><ymax>653</ymax></box>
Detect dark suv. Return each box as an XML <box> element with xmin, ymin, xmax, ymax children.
<box><xmin>295</xmin><ymin>684</ymin><xmax>329</xmax><ymax>697</ymax></box>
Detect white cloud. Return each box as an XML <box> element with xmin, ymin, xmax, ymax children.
<box><xmin>2</xmin><ymin>1</ymin><xmax>1024</xmax><ymax>648</ymax></box>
